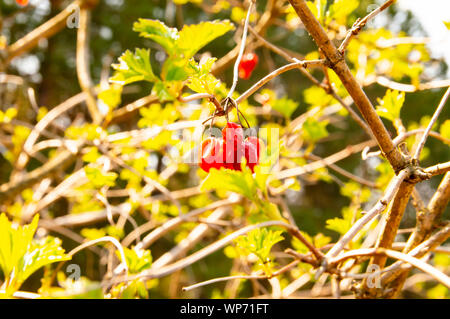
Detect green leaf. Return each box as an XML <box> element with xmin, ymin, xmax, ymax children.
<box><xmin>0</xmin><ymin>214</ymin><xmax>70</xmax><ymax>295</ymax></box>
<box><xmin>98</xmin><ymin>84</ymin><xmax>122</xmax><ymax>110</ymax></box>
<box><xmin>326</xmin><ymin>206</ymin><xmax>361</xmax><ymax>235</ymax></box>
<box><xmin>177</xmin><ymin>20</ymin><xmax>234</xmax><ymax>58</ymax></box>
<box><xmin>235</xmin><ymin>228</ymin><xmax>284</xmax><ymax>263</ymax></box>
<box><xmin>0</xmin><ymin>108</ymin><xmax>18</xmax><ymax>123</ymax></box>
<box><xmin>326</xmin><ymin>0</ymin><xmax>359</xmax><ymax>25</ymax></box>
<box><xmin>325</xmin><ymin>217</ymin><xmax>352</xmax><ymax>235</ymax></box>
<box><xmin>292</xmin><ymin>232</ymin><xmax>331</xmax><ymax>254</ymax></box>
<box><xmin>152</xmin><ymin>80</ymin><xmax>176</xmax><ymax>102</ymax></box>
<box><xmin>376</xmin><ymin>89</ymin><xmax>405</xmax><ymax>123</ymax></box>
<box><xmin>18</xmin><ymin>236</ymin><xmax>71</xmax><ymax>288</ymax></box>
<box><xmin>0</xmin><ymin>214</ymin><xmax>38</xmax><ymax>283</ymax></box>
<box><xmin>116</xmin><ymin>247</ymin><xmax>152</xmax><ymax>274</ymax></box>
<box><xmin>271</xmin><ymin>97</ymin><xmax>299</xmax><ymax>119</ymax></box>
<box><xmin>200</xmin><ymin>167</ymin><xmax>257</xmax><ymax>200</ymax></box>
<box><xmin>84</xmin><ymin>166</ymin><xmax>118</xmax><ymax>188</ymax></box>
<box><xmin>163</xmin><ymin>57</ymin><xmax>189</xmax><ymax>82</ymax></box>
<box><xmin>444</xmin><ymin>21</ymin><xmax>450</xmax><ymax>30</ymax></box>
<box><xmin>133</xmin><ymin>19</ymin><xmax>179</xmax><ymax>55</ymax></box>
<box><xmin>302</xmin><ymin>117</ymin><xmax>329</xmax><ymax>143</ymax></box>
<box><xmin>261</xmin><ymin>201</ymin><xmax>286</xmax><ymax>222</ymax></box>
<box><xmin>440</xmin><ymin>119</ymin><xmax>450</xmax><ymax>142</ymax></box>
<box><xmin>187</xmin><ymin>58</ymin><xmax>221</xmax><ymax>94</ymax></box>
<box><xmin>111</xmin><ymin>48</ymin><xmax>157</xmax><ymax>85</ymax></box>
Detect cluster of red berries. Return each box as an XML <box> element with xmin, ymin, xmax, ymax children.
<box><xmin>238</xmin><ymin>52</ymin><xmax>259</xmax><ymax>80</ymax></box>
<box><xmin>15</xmin><ymin>0</ymin><xmax>29</xmax><ymax>6</ymax></box>
<box><xmin>199</xmin><ymin>122</ymin><xmax>263</xmax><ymax>173</ymax></box>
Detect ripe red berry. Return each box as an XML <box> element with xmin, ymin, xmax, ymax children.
<box><xmin>199</xmin><ymin>124</ymin><xmax>264</xmax><ymax>174</ymax></box>
<box><xmin>244</xmin><ymin>136</ymin><xmax>261</xmax><ymax>172</ymax></box>
<box><xmin>246</xmin><ymin>136</ymin><xmax>263</xmax><ymax>158</ymax></box>
<box><xmin>238</xmin><ymin>52</ymin><xmax>259</xmax><ymax>80</ymax></box>
<box><xmin>16</xmin><ymin>0</ymin><xmax>29</xmax><ymax>6</ymax></box>
<box><xmin>223</xmin><ymin>139</ymin><xmax>245</xmax><ymax>171</ymax></box>
<box><xmin>199</xmin><ymin>137</ymin><xmax>224</xmax><ymax>173</ymax></box>
<box><xmin>222</xmin><ymin>122</ymin><xmax>244</xmax><ymax>144</ymax></box>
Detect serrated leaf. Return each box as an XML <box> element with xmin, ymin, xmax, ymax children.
<box><xmin>116</xmin><ymin>247</ymin><xmax>152</xmax><ymax>274</ymax></box>
<box><xmin>200</xmin><ymin>167</ymin><xmax>257</xmax><ymax>200</ymax></box>
<box><xmin>325</xmin><ymin>217</ymin><xmax>351</xmax><ymax>235</ymax></box>
<box><xmin>177</xmin><ymin>20</ymin><xmax>234</xmax><ymax>58</ymax></box>
<box><xmin>376</xmin><ymin>89</ymin><xmax>405</xmax><ymax>123</ymax></box>
<box><xmin>163</xmin><ymin>57</ymin><xmax>189</xmax><ymax>82</ymax></box>
<box><xmin>302</xmin><ymin>117</ymin><xmax>329</xmax><ymax>143</ymax></box>
<box><xmin>271</xmin><ymin>97</ymin><xmax>299</xmax><ymax>118</ymax></box>
<box><xmin>0</xmin><ymin>214</ymin><xmax>70</xmax><ymax>295</ymax></box>
<box><xmin>133</xmin><ymin>19</ymin><xmax>179</xmax><ymax>55</ymax></box>
<box><xmin>111</xmin><ymin>49</ymin><xmax>157</xmax><ymax>85</ymax></box>
<box><xmin>326</xmin><ymin>0</ymin><xmax>359</xmax><ymax>25</ymax></box>
<box><xmin>235</xmin><ymin>228</ymin><xmax>284</xmax><ymax>263</ymax></box>
<box><xmin>84</xmin><ymin>166</ymin><xmax>118</xmax><ymax>188</ymax></box>
<box><xmin>18</xmin><ymin>236</ymin><xmax>71</xmax><ymax>287</ymax></box>
<box><xmin>98</xmin><ymin>84</ymin><xmax>122</xmax><ymax>110</ymax></box>
<box><xmin>152</xmin><ymin>80</ymin><xmax>176</xmax><ymax>102</ymax></box>
<box><xmin>261</xmin><ymin>201</ymin><xmax>286</xmax><ymax>222</ymax></box>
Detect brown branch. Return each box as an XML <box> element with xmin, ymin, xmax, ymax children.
<box><xmin>338</xmin><ymin>0</ymin><xmax>396</xmax><ymax>53</ymax></box>
<box><xmin>366</xmin><ymin>76</ymin><xmax>450</xmax><ymax>93</ymax></box>
<box><xmin>5</xmin><ymin>1</ymin><xmax>83</xmax><ymax>64</ymax></box>
<box><xmin>365</xmin><ymin>182</ymin><xmax>414</xmax><ymax>270</ymax></box>
<box><xmin>287</xmin><ymin>0</ymin><xmax>407</xmax><ymax>172</ymax></box>
<box><xmin>328</xmin><ymin>247</ymin><xmax>450</xmax><ymax>289</ymax></box>
<box><xmin>413</xmin><ymin>87</ymin><xmax>450</xmax><ymax>161</ymax></box>
<box><xmin>110</xmin><ymin>220</ymin><xmax>320</xmax><ymax>285</ymax></box>
<box><xmin>305</xmin><ymin>153</ymin><xmax>377</xmax><ymax>188</ymax></box>
<box><xmin>424</xmin><ymin>161</ymin><xmax>450</xmax><ymax>177</ymax></box>
<box><xmin>248</xmin><ymin>24</ymin><xmax>373</xmax><ymax>138</ymax></box>
<box><xmin>76</xmin><ymin>7</ymin><xmax>102</xmax><ymax>124</ymax></box>
<box><xmin>211</xmin><ymin>0</ymin><xmax>278</xmax><ymax>76</ymax></box>
<box><xmin>0</xmin><ymin>144</ymin><xmax>81</xmax><ymax>202</ymax></box>
<box><xmin>321</xmin><ymin>169</ymin><xmax>409</xmax><ymax>266</ymax></box>
<box><xmin>276</xmin><ymin>140</ymin><xmax>377</xmax><ymax>180</ymax></box>
<box><xmin>235</xmin><ymin>59</ymin><xmax>325</xmax><ymax>104</ymax></box>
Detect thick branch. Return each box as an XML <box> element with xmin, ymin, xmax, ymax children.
<box><xmin>287</xmin><ymin>0</ymin><xmax>406</xmax><ymax>172</ymax></box>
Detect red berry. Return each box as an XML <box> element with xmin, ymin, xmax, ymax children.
<box><xmin>16</xmin><ymin>0</ymin><xmax>29</xmax><ymax>6</ymax></box>
<box><xmin>199</xmin><ymin>137</ymin><xmax>224</xmax><ymax>173</ymax></box>
<box><xmin>246</xmin><ymin>136</ymin><xmax>262</xmax><ymax>157</ymax></box>
<box><xmin>223</xmin><ymin>140</ymin><xmax>245</xmax><ymax>171</ymax></box>
<box><xmin>244</xmin><ymin>141</ymin><xmax>258</xmax><ymax>172</ymax></box>
<box><xmin>199</xmin><ymin>126</ymin><xmax>264</xmax><ymax>174</ymax></box>
<box><xmin>222</xmin><ymin>122</ymin><xmax>244</xmax><ymax>144</ymax></box>
<box><xmin>238</xmin><ymin>52</ymin><xmax>258</xmax><ymax>80</ymax></box>
<box><xmin>244</xmin><ymin>137</ymin><xmax>263</xmax><ymax>173</ymax></box>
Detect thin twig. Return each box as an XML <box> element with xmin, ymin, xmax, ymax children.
<box><xmin>227</xmin><ymin>0</ymin><xmax>255</xmax><ymax>99</ymax></box>
<box><xmin>413</xmin><ymin>86</ymin><xmax>450</xmax><ymax>161</ymax></box>
<box><xmin>329</xmin><ymin>247</ymin><xmax>450</xmax><ymax>289</ymax></box>
<box><xmin>235</xmin><ymin>59</ymin><xmax>325</xmax><ymax>104</ymax></box>
<box><xmin>338</xmin><ymin>0</ymin><xmax>396</xmax><ymax>53</ymax></box>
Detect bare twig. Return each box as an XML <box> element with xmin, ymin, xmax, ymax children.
<box><xmin>338</xmin><ymin>0</ymin><xmax>396</xmax><ymax>53</ymax></box>
<box><xmin>287</xmin><ymin>0</ymin><xmax>407</xmax><ymax>172</ymax></box>
<box><xmin>76</xmin><ymin>7</ymin><xmax>102</xmax><ymax>124</ymax></box>
<box><xmin>227</xmin><ymin>0</ymin><xmax>255</xmax><ymax>99</ymax></box>
<box><xmin>413</xmin><ymin>87</ymin><xmax>450</xmax><ymax>161</ymax></box>
<box><xmin>235</xmin><ymin>59</ymin><xmax>325</xmax><ymax>104</ymax></box>
<box><xmin>328</xmin><ymin>247</ymin><xmax>450</xmax><ymax>289</ymax></box>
